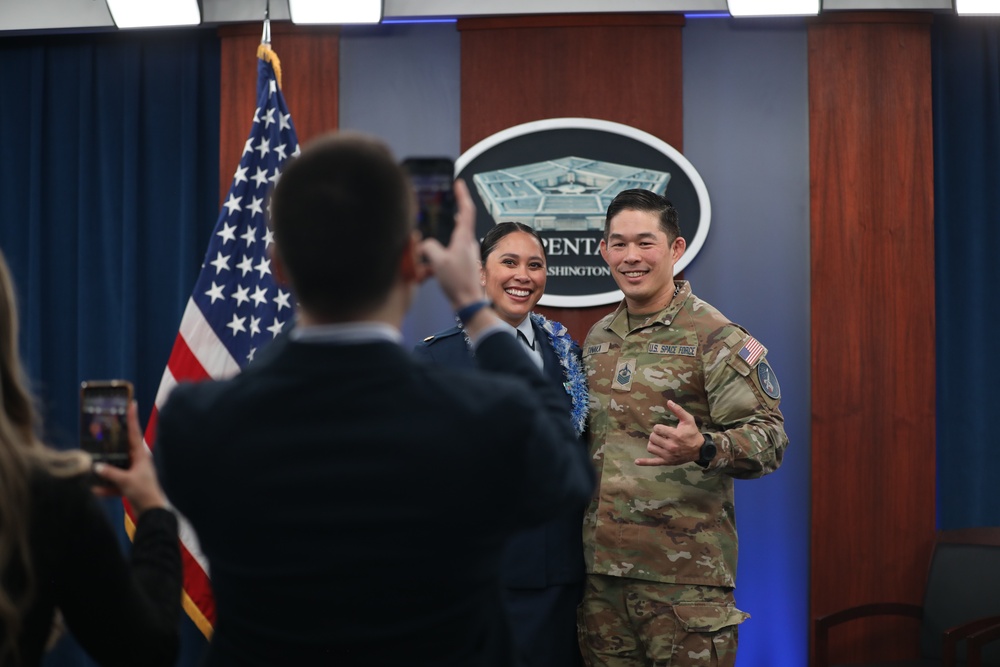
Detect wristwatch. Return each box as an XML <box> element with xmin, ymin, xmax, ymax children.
<box><xmin>696</xmin><ymin>433</ymin><xmax>717</xmax><ymax>468</ymax></box>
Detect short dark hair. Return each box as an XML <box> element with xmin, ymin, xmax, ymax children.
<box><xmin>603</xmin><ymin>189</ymin><xmax>681</xmax><ymax>242</ymax></box>
<box><xmin>269</xmin><ymin>132</ymin><xmax>413</xmax><ymax>321</ymax></box>
<box><xmin>480</xmin><ymin>222</ymin><xmax>545</xmax><ymax>264</ymax></box>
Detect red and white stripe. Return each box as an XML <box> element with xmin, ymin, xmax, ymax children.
<box><xmin>127</xmin><ymin>299</ymin><xmax>242</xmax><ymax>637</ymax></box>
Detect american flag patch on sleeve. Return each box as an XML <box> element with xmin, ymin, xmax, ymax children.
<box><xmin>738</xmin><ymin>335</ymin><xmax>765</xmax><ymax>367</ymax></box>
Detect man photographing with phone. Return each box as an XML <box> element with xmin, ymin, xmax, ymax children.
<box><xmin>153</xmin><ymin>131</ymin><xmax>595</xmax><ymax>667</ymax></box>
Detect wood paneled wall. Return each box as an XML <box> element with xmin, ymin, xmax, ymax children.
<box><xmin>458</xmin><ymin>14</ymin><xmax>685</xmax><ymax>342</ymax></box>
<box><xmin>218</xmin><ymin>23</ymin><xmax>339</xmax><ymax>202</ymax></box>
<box><xmin>808</xmin><ymin>12</ymin><xmax>936</xmax><ymax>664</ymax></box>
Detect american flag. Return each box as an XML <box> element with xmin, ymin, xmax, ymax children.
<box><xmin>738</xmin><ymin>334</ymin><xmax>765</xmax><ymax>368</ymax></box>
<box><xmin>126</xmin><ymin>44</ymin><xmax>299</xmax><ymax>637</ymax></box>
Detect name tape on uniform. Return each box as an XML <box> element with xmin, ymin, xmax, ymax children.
<box><xmin>647</xmin><ymin>342</ymin><xmax>696</xmax><ymax>356</ymax></box>
<box><xmin>584</xmin><ymin>342</ymin><xmax>610</xmax><ymax>357</ymax></box>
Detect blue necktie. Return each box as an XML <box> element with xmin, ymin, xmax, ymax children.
<box><xmin>517</xmin><ymin>329</ymin><xmax>535</xmax><ymax>351</ymax></box>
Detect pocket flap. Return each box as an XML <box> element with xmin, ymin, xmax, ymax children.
<box><xmin>672</xmin><ymin>603</ymin><xmax>749</xmax><ymax>632</ymax></box>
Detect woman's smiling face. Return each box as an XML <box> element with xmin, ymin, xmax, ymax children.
<box><xmin>481</xmin><ymin>231</ymin><xmax>547</xmax><ymax>327</ymax></box>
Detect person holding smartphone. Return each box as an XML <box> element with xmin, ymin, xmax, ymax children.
<box><xmin>0</xmin><ymin>250</ymin><xmax>180</xmax><ymax>666</ymax></box>
<box><xmin>414</xmin><ymin>222</ymin><xmax>589</xmax><ymax>667</ymax></box>
<box><xmin>152</xmin><ymin>132</ymin><xmax>594</xmax><ymax>667</ymax></box>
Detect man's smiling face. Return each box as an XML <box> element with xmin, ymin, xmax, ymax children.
<box><xmin>600</xmin><ymin>208</ymin><xmax>686</xmax><ymax>314</ymax></box>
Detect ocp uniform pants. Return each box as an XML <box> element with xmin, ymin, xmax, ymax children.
<box><xmin>576</xmin><ymin>574</ymin><xmax>747</xmax><ymax>667</ymax></box>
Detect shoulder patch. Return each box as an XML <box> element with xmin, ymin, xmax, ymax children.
<box><xmin>756</xmin><ymin>360</ymin><xmax>781</xmax><ymax>399</ymax></box>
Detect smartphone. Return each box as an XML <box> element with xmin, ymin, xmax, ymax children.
<box><xmin>402</xmin><ymin>157</ymin><xmax>456</xmax><ymax>245</ymax></box>
<box><xmin>80</xmin><ymin>380</ymin><xmax>133</xmax><ymax>471</ymax></box>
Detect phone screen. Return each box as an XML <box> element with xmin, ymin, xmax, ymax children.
<box><xmin>402</xmin><ymin>157</ymin><xmax>456</xmax><ymax>245</ymax></box>
<box><xmin>80</xmin><ymin>380</ymin><xmax>133</xmax><ymax>469</ymax></box>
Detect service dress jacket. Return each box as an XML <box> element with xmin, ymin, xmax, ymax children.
<box><xmin>413</xmin><ymin>320</ymin><xmax>588</xmax><ymax>589</ymax></box>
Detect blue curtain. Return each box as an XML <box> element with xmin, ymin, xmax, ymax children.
<box><xmin>933</xmin><ymin>16</ymin><xmax>1000</xmax><ymax>530</ymax></box>
<box><xmin>0</xmin><ymin>29</ymin><xmax>220</xmax><ymax>666</ymax></box>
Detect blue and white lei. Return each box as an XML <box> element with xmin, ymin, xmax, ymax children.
<box><xmin>530</xmin><ymin>312</ymin><xmax>589</xmax><ymax>436</ymax></box>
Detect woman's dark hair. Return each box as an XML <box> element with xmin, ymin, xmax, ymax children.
<box><xmin>480</xmin><ymin>222</ymin><xmax>546</xmax><ymax>264</ymax></box>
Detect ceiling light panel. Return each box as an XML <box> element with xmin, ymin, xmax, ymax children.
<box><xmin>289</xmin><ymin>0</ymin><xmax>384</xmax><ymax>24</ymax></box>
<box><xmin>955</xmin><ymin>0</ymin><xmax>1000</xmax><ymax>14</ymax></box>
<box><xmin>106</xmin><ymin>0</ymin><xmax>201</xmax><ymax>28</ymax></box>
<box><xmin>728</xmin><ymin>0</ymin><xmax>821</xmax><ymax>15</ymax></box>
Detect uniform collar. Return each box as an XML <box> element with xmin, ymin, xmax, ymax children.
<box><xmin>498</xmin><ymin>316</ymin><xmax>536</xmax><ymax>348</ymax></box>
<box><xmin>606</xmin><ymin>280</ymin><xmax>690</xmax><ymax>339</ymax></box>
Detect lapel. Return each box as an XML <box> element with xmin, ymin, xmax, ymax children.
<box><xmin>532</xmin><ymin>319</ymin><xmax>566</xmax><ymax>389</ymax></box>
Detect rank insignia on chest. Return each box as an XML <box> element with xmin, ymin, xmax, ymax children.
<box><xmin>612</xmin><ymin>358</ymin><xmax>636</xmax><ymax>392</ymax></box>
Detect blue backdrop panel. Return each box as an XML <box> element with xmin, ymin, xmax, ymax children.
<box><xmin>932</xmin><ymin>16</ymin><xmax>1000</xmax><ymax>530</ymax></box>
<box><xmin>0</xmin><ymin>29</ymin><xmax>220</xmax><ymax>667</ymax></box>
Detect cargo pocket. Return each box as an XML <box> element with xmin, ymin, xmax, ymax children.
<box><xmin>671</xmin><ymin>603</ymin><xmax>748</xmax><ymax>666</ymax></box>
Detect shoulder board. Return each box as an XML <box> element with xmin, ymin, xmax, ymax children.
<box><xmin>419</xmin><ymin>326</ymin><xmax>464</xmax><ymax>346</ymax></box>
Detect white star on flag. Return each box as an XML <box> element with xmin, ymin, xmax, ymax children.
<box><xmin>223</xmin><ymin>193</ymin><xmax>242</xmax><ymax>215</ymax></box>
<box><xmin>217</xmin><ymin>222</ymin><xmax>237</xmax><ymax>243</ymax></box>
<box><xmin>256</xmin><ymin>137</ymin><xmax>270</xmax><ymax>158</ymax></box>
<box><xmin>267</xmin><ymin>318</ymin><xmax>285</xmax><ymax>338</ymax></box>
<box><xmin>274</xmin><ymin>289</ymin><xmax>291</xmax><ymax>311</ymax></box>
<box><xmin>251</xmin><ymin>167</ymin><xmax>268</xmax><ymax>188</ymax></box>
<box><xmin>226</xmin><ymin>313</ymin><xmax>247</xmax><ymax>335</ymax></box>
<box><xmin>248</xmin><ymin>196</ymin><xmax>264</xmax><ymax>217</ymax></box>
<box><xmin>236</xmin><ymin>254</ymin><xmax>254</xmax><ymax>276</ymax></box>
<box><xmin>210</xmin><ymin>252</ymin><xmax>231</xmax><ymax>274</ymax></box>
<box><xmin>231</xmin><ymin>284</ymin><xmax>250</xmax><ymax>306</ymax></box>
<box><xmin>251</xmin><ymin>286</ymin><xmax>268</xmax><ymax>307</ymax></box>
<box><xmin>205</xmin><ymin>281</ymin><xmax>225</xmax><ymax>303</ymax></box>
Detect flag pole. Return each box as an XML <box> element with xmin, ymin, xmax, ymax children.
<box><xmin>261</xmin><ymin>0</ymin><xmax>271</xmax><ymax>45</ymax></box>
<box><xmin>257</xmin><ymin>0</ymin><xmax>282</xmax><ymax>90</ymax></box>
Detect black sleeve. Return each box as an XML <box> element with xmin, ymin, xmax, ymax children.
<box><xmin>44</xmin><ymin>476</ymin><xmax>181</xmax><ymax>667</ymax></box>
<box><xmin>155</xmin><ymin>384</ymin><xmax>214</xmax><ymax>523</ymax></box>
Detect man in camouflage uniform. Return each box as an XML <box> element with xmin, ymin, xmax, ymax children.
<box><xmin>578</xmin><ymin>189</ymin><xmax>788</xmax><ymax>666</ymax></box>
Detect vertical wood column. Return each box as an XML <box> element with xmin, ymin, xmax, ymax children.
<box><xmin>808</xmin><ymin>12</ymin><xmax>936</xmax><ymax>664</ymax></box>
<box><xmin>218</xmin><ymin>23</ymin><xmax>339</xmax><ymax>201</ymax></box>
<box><xmin>459</xmin><ymin>14</ymin><xmax>685</xmax><ymax>341</ymax></box>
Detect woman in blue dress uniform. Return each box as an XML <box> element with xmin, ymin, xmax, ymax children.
<box><xmin>414</xmin><ymin>222</ymin><xmax>589</xmax><ymax>667</ymax></box>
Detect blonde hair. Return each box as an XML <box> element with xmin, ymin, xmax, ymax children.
<box><xmin>0</xmin><ymin>249</ymin><xmax>89</xmax><ymax>662</ymax></box>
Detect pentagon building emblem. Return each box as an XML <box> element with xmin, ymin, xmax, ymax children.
<box><xmin>457</xmin><ymin>118</ymin><xmax>711</xmax><ymax>308</ymax></box>
<box><xmin>472</xmin><ymin>157</ymin><xmax>670</xmax><ymax>232</ymax></box>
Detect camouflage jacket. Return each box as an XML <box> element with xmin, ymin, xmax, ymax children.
<box><xmin>582</xmin><ymin>281</ymin><xmax>788</xmax><ymax>587</ymax></box>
